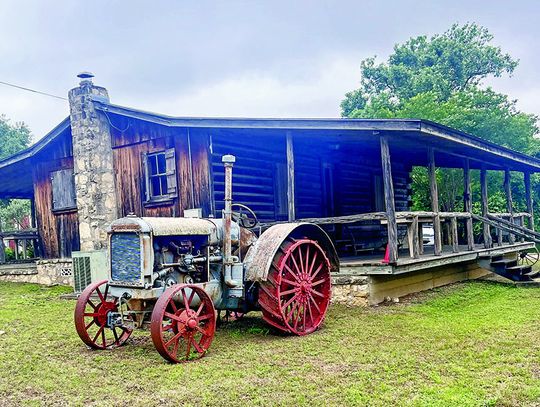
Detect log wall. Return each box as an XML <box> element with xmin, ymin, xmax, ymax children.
<box><xmin>111</xmin><ymin>125</ymin><xmax>212</xmax><ymax>218</ymax></box>
<box><xmin>32</xmin><ymin>132</ymin><xmax>80</xmax><ymax>259</ymax></box>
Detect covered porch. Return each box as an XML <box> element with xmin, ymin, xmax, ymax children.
<box><xmin>271</xmin><ymin>120</ymin><xmax>540</xmax><ymax>278</ymax></box>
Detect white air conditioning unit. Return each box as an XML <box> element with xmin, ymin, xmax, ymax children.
<box><xmin>72</xmin><ymin>250</ymin><xmax>108</xmax><ymax>293</ymax></box>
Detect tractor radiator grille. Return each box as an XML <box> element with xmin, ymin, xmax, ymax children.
<box><xmin>111</xmin><ymin>233</ymin><xmax>141</xmax><ymax>283</ymax></box>
<box><xmin>73</xmin><ymin>256</ymin><xmax>92</xmax><ymax>292</ymax></box>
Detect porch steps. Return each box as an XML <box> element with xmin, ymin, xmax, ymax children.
<box><xmin>479</xmin><ymin>253</ymin><xmax>539</xmax><ymax>282</ymax></box>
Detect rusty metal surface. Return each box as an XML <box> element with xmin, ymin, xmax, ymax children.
<box><xmin>244</xmin><ymin>222</ymin><xmax>339</xmax><ymax>282</ymax></box>
<box><xmin>108</xmin><ymin>216</ymin><xmax>217</xmax><ymax>236</ymax></box>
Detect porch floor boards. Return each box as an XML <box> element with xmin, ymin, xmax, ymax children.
<box><xmin>338</xmin><ymin>241</ymin><xmax>534</xmax><ymax>275</ymax></box>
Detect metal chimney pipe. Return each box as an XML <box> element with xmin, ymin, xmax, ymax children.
<box><xmin>222</xmin><ymin>154</ymin><xmax>237</xmax><ymax>287</ymax></box>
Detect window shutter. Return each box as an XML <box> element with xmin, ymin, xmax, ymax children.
<box><xmin>165</xmin><ymin>148</ymin><xmax>178</xmax><ymax>198</ymax></box>
<box><xmin>51</xmin><ymin>168</ymin><xmax>76</xmax><ymax>211</ymax></box>
<box><xmin>142</xmin><ymin>152</ymin><xmax>150</xmax><ymax>202</ymax></box>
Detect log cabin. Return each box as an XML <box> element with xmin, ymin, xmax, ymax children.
<box><xmin>0</xmin><ymin>73</ymin><xmax>539</xmax><ymax>303</ymax></box>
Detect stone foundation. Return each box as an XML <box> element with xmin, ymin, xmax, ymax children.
<box><xmin>331</xmin><ymin>275</ymin><xmax>369</xmax><ymax>307</ymax></box>
<box><xmin>0</xmin><ymin>259</ymin><xmax>73</xmax><ymax>286</ymax></box>
<box><xmin>330</xmin><ymin>261</ymin><xmax>491</xmax><ymax>306</ymax></box>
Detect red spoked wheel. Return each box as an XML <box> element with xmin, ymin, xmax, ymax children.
<box><xmin>259</xmin><ymin>238</ymin><xmax>332</xmax><ymax>335</ymax></box>
<box><xmin>74</xmin><ymin>279</ymin><xmax>133</xmax><ymax>349</ymax></box>
<box><xmin>150</xmin><ymin>284</ymin><xmax>216</xmax><ymax>363</ymax></box>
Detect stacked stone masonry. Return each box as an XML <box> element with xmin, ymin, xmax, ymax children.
<box><xmin>0</xmin><ymin>259</ymin><xmax>73</xmax><ymax>286</ymax></box>
<box><xmin>68</xmin><ymin>79</ymin><xmax>118</xmax><ymax>251</ymax></box>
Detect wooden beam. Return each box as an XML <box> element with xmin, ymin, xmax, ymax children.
<box><xmin>480</xmin><ymin>167</ymin><xmax>492</xmax><ymax>248</ymax></box>
<box><xmin>30</xmin><ymin>198</ymin><xmax>36</xmax><ymax>229</ymax></box>
<box><xmin>407</xmin><ymin>214</ymin><xmax>420</xmax><ymax>259</ymax></box>
<box><xmin>286</xmin><ymin>131</ymin><xmax>295</xmax><ymax>221</ymax></box>
<box><xmin>428</xmin><ymin>148</ymin><xmax>442</xmax><ymax>255</ymax></box>
<box><xmin>380</xmin><ymin>136</ymin><xmax>398</xmax><ymax>263</ymax></box>
<box><xmin>525</xmin><ymin>172</ymin><xmax>534</xmax><ymax>231</ymax></box>
<box><xmin>451</xmin><ymin>216</ymin><xmax>459</xmax><ymax>253</ymax></box>
<box><xmin>504</xmin><ymin>169</ymin><xmax>515</xmax><ymax>244</ymax></box>
<box><xmin>473</xmin><ymin>214</ymin><xmax>540</xmax><ymax>243</ymax></box>
<box><xmin>463</xmin><ymin>159</ymin><xmax>474</xmax><ymax>251</ymax></box>
<box><xmin>487</xmin><ymin>213</ymin><xmax>540</xmax><ymax>239</ymax></box>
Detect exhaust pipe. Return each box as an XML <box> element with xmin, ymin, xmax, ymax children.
<box><xmin>222</xmin><ymin>154</ymin><xmax>238</xmax><ymax>287</ymax></box>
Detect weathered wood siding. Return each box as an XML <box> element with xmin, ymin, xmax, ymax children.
<box><xmin>110</xmin><ymin>124</ymin><xmax>212</xmax><ymax>217</ymax></box>
<box><xmin>31</xmin><ymin>131</ymin><xmax>80</xmax><ymax>258</ymax></box>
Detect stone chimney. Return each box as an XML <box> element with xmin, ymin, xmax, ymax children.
<box><xmin>68</xmin><ymin>72</ymin><xmax>118</xmax><ymax>251</ymax></box>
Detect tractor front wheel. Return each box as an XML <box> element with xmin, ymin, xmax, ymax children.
<box><xmin>74</xmin><ymin>279</ymin><xmax>133</xmax><ymax>349</ymax></box>
<box><xmin>150</xmin><ymin>284</ymin><xmax>216</xmax><ymax>363</ymax></box>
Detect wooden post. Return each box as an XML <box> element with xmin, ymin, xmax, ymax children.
<box><xmin>428</xmin><ymin>148</ymin><xmax>442</xmax><ymax>255</ymax></box>
<box><xmin>380</xmin><ymin>136</ymin><xmax>398</xmax><ymax>263</ymax></box>
<box><xmin>497</xmin><ymin>227</ymin><xmax>503</xmax><ymax>246</ymax></box>
<box><xmin>504</xmin><ymin>169</ymin><xmax>515</xmax><ymax>244</ymax></box>
<box><xmin>463</xmin><ymin>160</ymin><xmax>474</xmax><ymax>251</ymax></box>
<box><xmin>418</xmin><ymin>222</ymin><xmax>424</xmax><ymax>255</ymax></box>
<box><xmin>525</xmin><ymin>172</ymin><xmax>534</xmax><ymax>231</ymax></box>
<box><xmin>30</xmin><ymin>198</ymin><xmax>36</xmax><ymax>229</ymax></box>
<box><xmin>286</xmin><ymin>131</ymin><xmax>295</xmax><ymax>221</ymax></box>
<box><xmin>407</xmin><ymin>214</ymin><xmax>420</xmax><ymax>259</ymax></box>
<box><xmin>480</xmin><ymin>167</ymin><xmax>492</xmax><ymax>248</ymax></box>
<box><xmin>14</xmin><ymin>239</ymin><xmax>19</xmax><ymax>260</ymax></box>
<box><xmin>451</xmin><ymin>216</ymin><xmax>459</xmax><ymax>253</ymax></box>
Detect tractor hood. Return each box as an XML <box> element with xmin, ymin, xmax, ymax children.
<box><xmin>107</xmin><ymin>215</ymin><xmax>241</xmax><ymax>245</ymax></box>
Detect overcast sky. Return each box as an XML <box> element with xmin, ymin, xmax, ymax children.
<box><xmin>1</xmin><ymin>1</ymin><xmax>539</xmax><ymax>141</ymax></box>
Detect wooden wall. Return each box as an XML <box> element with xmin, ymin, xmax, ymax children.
<box><xmin>210</xmin><ymin>131</ymin><xmax>287</xmax><ymax>222</ymax></box>
<box><xmin>111</xmin><ymin>125</ymin><xmax>212</xmax><ymax>218</ymax></box>
<box><xmin>32</xmin><ymin>132</ymin><xmax>80</xmax><ymax>259</ymax></box>
<box><xmin>111</xmin><ymin>121</ymin><xmax>413</xmax><ymax>256</ymax></box>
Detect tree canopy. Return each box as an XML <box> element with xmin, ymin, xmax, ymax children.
<box><xmin>341</xmin><ymin>23</ymin><xmax>539</xmax><ymax>216</ymax></box>
<box><xmin>0</xmin><ymin>115</ymin><xmax>31</xmax><ymax>160</ymax></box>
<box><xmin>0</xmin><ymin>115</ymin><xmax>32</xmax><ymax>231</ymax></box>
<box><xmin>342</xmin><ymin>24</ymin><xmax>518</xmax><ymax>114</ymax></box>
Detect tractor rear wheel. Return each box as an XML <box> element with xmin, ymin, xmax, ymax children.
<box><xmin>258</xmin><ymin>238</ymin><xmax>332</xmax><ymax>335</ymax></box>
<box><xmin>150</xmin><ymin>284</ymin><xmax>216</xmax><ymax>363</ymax></box>
<box><xmin>74</xmin><ymin>279</ymin><xmax>133</xmax><ymax>349</ymax></box>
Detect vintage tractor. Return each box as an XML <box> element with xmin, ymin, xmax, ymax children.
<box><xmin>74</xmin><ymin>155</ymin><xmax>338</xmax><ymax>363</ymax></box>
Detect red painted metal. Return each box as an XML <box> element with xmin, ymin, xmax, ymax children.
<box><xmin>258</xmin><ymin>238</ymin><xmax>331</xmax><ymax>335</ymax></box>
<box><xmin>150</xmin><ymin>284</ymin><xmax>216</xmax><ymax>363</ymax></box>
<box><xmin>74</xmin><ymin>279</ymin><xmax>133</xmax><ymax>349</ymax></box>
<box><xmin>382</xmin><ymin>244</ymin><xmax>390</xmax><ymax>264</ymax></box>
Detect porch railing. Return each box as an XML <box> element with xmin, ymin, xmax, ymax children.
<box><xmin>261</xmin><ymin>210</ymin><xmax>536</xmax><ymax>263</ymax></box>
<box><xmin>0</xmin><ymin>228</ymin><xmax>40</xmax><ymax>264</ymax></box>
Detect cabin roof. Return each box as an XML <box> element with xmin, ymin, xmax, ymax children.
<box><xmin>1</xmin><ymin>99</ymin><xmax>540</xmax><ymax>199</ymax></box>
<box><xmin>95</xmin><ymin>99</ymin><xmax>540</xmax><ymax>172</ymax></box>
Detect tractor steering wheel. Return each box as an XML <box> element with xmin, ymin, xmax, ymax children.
<box><xmin>231</xmin><ymin>203</ymin><xmax>259</xmax><ymax>229</ymax></box>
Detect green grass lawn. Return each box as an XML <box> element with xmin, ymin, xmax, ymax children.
<box><xmin>1</xmin><ymin>281</ymin><xmax>539</xmax><ymax>406</ymax></box>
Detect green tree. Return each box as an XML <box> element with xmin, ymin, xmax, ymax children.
<box><xmin>0</xmin><ymin>115</ymin><xmax>31</xmax><ymax>160</ymax></box>
<box><xmin>0</xmin><ymin>116</ymin><xmax>32</xmax><ymax>231</ymax></box>
<box><xmin>341</xmin><ymin>23</ymin><xmax>518</xmax><ymax>116</ymax></box>
<box><xmin>341</xmin><ymin>23</ymin><xmax>539</xmax><ymax>216</ymax></box>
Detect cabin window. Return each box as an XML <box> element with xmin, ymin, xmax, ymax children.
<box><xmin>51</xmin><ymin>168</ymin><xmax>76</xmax><ymax>212</ymax></box>
<box><xmin>143</xmin><ymin>148</ymin><xmax>178</xmax><ymax>203</ymax></box>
